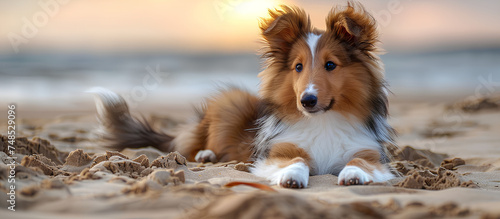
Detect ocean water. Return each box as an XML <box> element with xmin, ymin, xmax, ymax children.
<box><xmin>1</xmin><ymin>50</ymin><xmax>499</xmax><ymax>113</ymax></box>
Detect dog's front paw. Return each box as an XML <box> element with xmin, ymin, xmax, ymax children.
<box><xmin>272</xmin><ymin>162</ymin><xmax>309</xmax><ymax>189</ymax></box>
<box><xmin>195</xmin><ymin>149</ymin><xmax>216</xmax><ymax>163</ymax></box>
<box><xmin>338</xmin><ymin>166</ymin><xmax>373</xmax><ymax>186</ymax></box>
<box><xmin>279</xmin><ymin>177</ymin><xmax>305</xmax><ymax>189</ymax></box>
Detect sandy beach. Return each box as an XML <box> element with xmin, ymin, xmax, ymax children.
<box><xmin>1</xmin><ymin>94</ymin><xmax>500</xmax><ymax>219</ymax></box>
<box><xmin>2</xmin><ymin>0</ymin><xmax>500</xmax><ymax>218</ymax></box>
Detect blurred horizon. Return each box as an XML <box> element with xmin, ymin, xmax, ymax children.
<box><xmin>1</xmin><ymin>0</ymin><xmax>500</xmax><ymax>119</ymax></box>
<box><xmin>1</xmin><ymin>0</ymin><xmax>500</xmax><ymax>55</ymax></box>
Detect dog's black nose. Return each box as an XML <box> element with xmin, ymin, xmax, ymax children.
<box><xmin>301</xmin><ymin>95</ymin><xmax>317</xmax><ymax>108</ymax></box>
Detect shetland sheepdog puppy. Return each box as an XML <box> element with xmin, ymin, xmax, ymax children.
<box><xmin>91</xmin><ymin>2</ymin><xmax>395</xmax><ymax>189</ymax></box>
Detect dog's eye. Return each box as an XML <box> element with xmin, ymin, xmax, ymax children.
<box><xmin>295</xmin><ymin>63</ymin><xmax>303</xmax><ymax>73</ymax></box>
<box><xmin>325</xmin><ymin>61</ymin><xmax>337</xmax><ymax>71</ymax></box>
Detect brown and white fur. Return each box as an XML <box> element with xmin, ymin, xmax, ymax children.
<box><xmin>90</xmin><ymin>2</ymin><xmax>395</xmax><ymax>189</ymax></box>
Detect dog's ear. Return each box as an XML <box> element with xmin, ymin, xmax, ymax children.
<box><xmin>260</xmin><ymin>6</ymin><xmax>311</xmax><ymax>61</ymax></box>
<box><xmin>326</xmin><ymin>1</ymin><xmax>378</xmax><ymax>52</ymax></box>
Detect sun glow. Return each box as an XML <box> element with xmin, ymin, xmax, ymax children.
<box><xmin>212</xmin><ymin>0</ymin><xmax>282</xmax><ymax>22</ymax></box>
<box><xmin>233</xmin><ymin>0</ymin><xmax>277</xmax><ymax>17</ymax></box>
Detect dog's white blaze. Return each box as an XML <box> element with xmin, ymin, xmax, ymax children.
<box><xmin>301</xmin><ymin>83</ymin><xmax>318</xmax><ymax>99</ymax></box>
<box><xmin>255</xmin><ymin>112</ymin><xmax>382</xmax><ymax>175</ymax></box>
<box><xmin>306</xmin><ymin>33</ymin><xmax>321</xmax><ymax>65</ymax></box>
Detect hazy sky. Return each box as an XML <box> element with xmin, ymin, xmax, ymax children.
<box><xmin>1</xmin><ymin>0</ymin><xmax>499</xmax><ymax>54</ymax></box>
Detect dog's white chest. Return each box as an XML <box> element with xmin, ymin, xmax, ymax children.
<box><xmin>258</xmin><ymin>112</ymin><xmax>380</xmax><ymax>175</ymax></box>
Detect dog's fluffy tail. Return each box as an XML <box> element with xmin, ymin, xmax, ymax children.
<box><xmin>88</xmin><ymin>87</ymin><xmax>174</xmax><ymax>152</ymax></box>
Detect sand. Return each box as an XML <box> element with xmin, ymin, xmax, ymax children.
<box><xmin>1</xmin><ymin>96</ymin><xmax>500</xmax><ymax>218</ymax></box>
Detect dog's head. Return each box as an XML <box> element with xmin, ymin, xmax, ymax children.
<box><xmin>258</xmin><ymin>2</ymin><xmax>386</xmax><ymax>121</ymax></box>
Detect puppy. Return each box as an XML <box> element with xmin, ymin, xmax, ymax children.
<box><xmin>91</xmin><ymin>2</ymin><xmax>395</xmax><ymax>188</ymax></box>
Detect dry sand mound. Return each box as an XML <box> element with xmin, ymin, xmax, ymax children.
<box><xmin>388</xmin><ymin>146</ymin><xmax>477</xmax><ymax>190</ymax></box>
<box><xmin>1</xmin><ymin>131</ymin><xmax>500</xmax><ymax>218</ymax></box>
<box><xmin>449</xmin><ymin>95</ymin><xmax>500</xmax><ymax>113</ymax></box>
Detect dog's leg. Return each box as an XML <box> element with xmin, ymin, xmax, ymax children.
<box><xmin>338</xmin><ymin>149</ymin><xmax>393</xmax><ymax>185</ymax></box>
<box><xmin>198</xmin><ymin>89</ymin><xmax>259</xmax><ymax>163</ymax></box>
<box><xmin>179</xmin><ymin>88</ymin><xmax>260</xmax><ymax>163</ymax></box>
<box><xmin>251</xmin><ymin>143</ymin><xmax>311</xmax><ymax>189</ymax></box>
